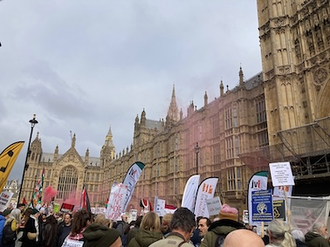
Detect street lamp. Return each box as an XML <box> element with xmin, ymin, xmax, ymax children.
<box><xmin>195</xmin><ymin>142</ymin><xmax>200</xmax><ymax>174</ymax></box>
<box><xmin>17</xmin><ymin>114</ymin><xmax>38</xmax><ymax>205</ymax></box>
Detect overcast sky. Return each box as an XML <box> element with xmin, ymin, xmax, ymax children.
<box><xmin>0</xmin><ymin>0</ymin><xmax>262</xmax><ymax>182</ymax></box>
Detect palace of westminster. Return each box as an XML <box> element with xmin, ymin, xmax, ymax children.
<box><xmin>11</xmin><ymin>0</ymin><xmax>330</xmax><ymax>215</ymax></box>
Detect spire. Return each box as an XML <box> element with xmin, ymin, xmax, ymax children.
<box><xmin>104</xmin><ymin>125</ymin><xmax>115</xmax><ymax>148</ymax></box>
<box><xmin>220</xmin><ymin>80</ymin><xmax>224</xmax><ymax>96</ymax></box>
<box><xmin>239</xmin><ymin>66</ymin><xmax>244</xmax><ymax>86</ymax></box>
<box><xmin>167</xmin><ymin>84</ymin><xmax>179</xmax><ymax>122</ymax></box>
<box><xmin>204</xmin><ymin>91</ymin><xmax>208</xmax><ymax>107</ymax></box>
<box><xmin>71</xmin><ymin>133</ymin><xmax>76</xmax><ymax>148</ymax></box>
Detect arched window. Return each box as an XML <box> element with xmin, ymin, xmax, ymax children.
<box><xmin>57</xmin><ymin>166</ymin><xmax>78</xmax><ymax>200</ymax></box>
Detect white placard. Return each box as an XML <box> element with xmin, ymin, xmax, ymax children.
<box><xmin>269</xmin><ymin>162</ymin><xmax>295</xmax><ymax>187</ymax></box>
<box><xmin>206</xmin><ymin>196</ymin><xmax>222</xmax><ymax>216</ymax></box>
<box><xmin>0</xmin><ymin>191</ymin><xmax>13</xmax><ymax>212</ymax></box>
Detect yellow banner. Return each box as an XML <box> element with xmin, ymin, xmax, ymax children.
<box><xmin>0</xmin><ymin>141</ymin><xmax>25</xmax><ymax>192</ymax></box>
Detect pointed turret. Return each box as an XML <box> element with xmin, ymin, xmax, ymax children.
<box><xmin>167</xmin><ymin>85</ymin><xmax>179</xmax><ymax>122</ymax></box>
<box><xmin>220</xmin><ymin>80</ymin><xmax>224</xmax><ymax>96</ymax></box>
<box><xmin>239</xmin><ymin>66</ymin><xmax>244</xmax><ymax>86</ymax></box>
<box><xmin>100</xmin><ymin>125</ymin><xmax>116</xmax><ymax>167</ymax></box>
<box><xmin>141</xmin><ymin>109</ymin><xmax>146</xmax><ymax>126</ymax></box>
<box><xmin>204</xmin><ymin>91</ymin><xmax>208</xmax><ymax>107</ymax></box>
<box><xmin>71</xmin><ymin>133</ymin><xmax>76</xmax><ymax>148</ymax></box>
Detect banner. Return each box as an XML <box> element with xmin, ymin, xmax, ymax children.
<box><xmin>273</xmin><ymin>186</ymin><xmax>293</xmax><ymax>198</ymax></box>
<box><xmin>0</xmin><ymin>191</ymin><xmax>14</xmax><ymax>212</ymax></box>
<box><xmin>289</xmin><ymin>196</ymin><xmax>330</xmax><ymax>234</ymax></box>
<box><xmin>0</xmin><ymin>141</ymin><xmax>25</xmax><ymax>192</ymax></box>
<box><xmin>194</xmin><ymin>177</ymin><xmax>218</xmax><ymax>217</ymax></box>
<box><xmin>248</xmin><ymin>171</ymin><xmax>268</xmax><ymax>225</ymax></box>
<box><xmin>181</xmin><ymin>174</ymin><xmax>200</xmax><ymax>213</ymax></box>
<box><xmin>105</xmin><ymin>182</ymin><xmax>128</xmax><ymax>220</ymax></box>
<box><xmin>164</xmin><ymin>204</ymin><xmax>177</xmax><ymax>214</ymax></box>
<box><xmin>122</xmin><ymin>161</ymin><xmax>145</xmax><ymax>213</ymax></box>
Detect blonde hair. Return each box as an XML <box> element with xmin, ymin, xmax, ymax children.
<box><xmin>94</xmin><ymin>214</ymin><xmax>110</xmax><ymax>227</ymax></box>
<box><xmin>267</xmin><ymin>219</ymin><xmax>296</xmax><ymax>247</ymax></box>
<box><xmin>140</xmin><ymin>211</ymin><xmax>160</xmax><ymax>232</ymax></box>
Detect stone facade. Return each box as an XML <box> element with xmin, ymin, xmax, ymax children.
<box><xmin>19</xmin><ymin>0</ymin><xmax>330</xmax><ymax>214</ymax></box>
<box><xmin>256</xmin><ymin>0</ymin><xmax>330</xmax><ymax>193</ymax></box>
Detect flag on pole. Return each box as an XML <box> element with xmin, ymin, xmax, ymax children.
<box><xmin>181</xmin><ymin>174</ymin><xmax>200</xmax><ymax>213</ymax></box>
<box><xmin>0</xmin><ymin>141</ymin><xmax>25</xmax><ymax>193</ymax></box>
<box><xmin>80</xmin><ymin>184</ymin><xmax>91</xmax><ymax>213</ymax></box>
<box><xmin>32</xmin><ymin>167</ymin><xmax>45</xmax><ymax>205</ymax></box>
<box><xmin>194</xmin><ymin>177</ymin><xmax>218</xmax><ymax>217</ymax></box>
<box><xmin>247</xmin><ymin>171</ymin><xmax>268</xmax><ymax>225</ymax></box>
<box><xmin>122</xmin><ymin>161</ymin><xmax>145</xmax><ymax>212</ymax></box>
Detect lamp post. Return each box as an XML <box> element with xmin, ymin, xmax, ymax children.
<box><xmin>194</xmin><ymin>142</ymin><xmax>200</xmax><ymax>174</ymax></box>
<box><xmin>17</xmin><ymin>114</ymin><xmax>38</xmax><ymax>205</ymax></box>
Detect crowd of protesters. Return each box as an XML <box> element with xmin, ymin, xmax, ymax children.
<box><xmin>0</xmin><ymin>203</ymin><xmax>329</xmax><ymax>247</ymax></box>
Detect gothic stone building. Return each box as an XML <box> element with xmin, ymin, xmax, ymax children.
<box><xmin>20</xmin><ymin>0</ymin><xmax>330</xmax><ymax>215</ymax></box>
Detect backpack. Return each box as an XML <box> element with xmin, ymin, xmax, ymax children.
<box><xmin>214</xmin><ymin>234</ymin><xmax>226</xmax><ymax>247</ymax></box>
<box><xmin>2</xmin><ymin>221</ymin><xmax>17</xmax><ymax>244</ymax></box>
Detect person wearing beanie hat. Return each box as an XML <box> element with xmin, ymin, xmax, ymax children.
<box><xmin>218</xmin><ymin>204</ymin><xmax>238</xmax><ymax>221</ymax></box>
<box><xmin>83</xmin><ymin>223</ymin><xmax>122</xmax><ymax>247</ymax></box>
<box><xmin>200</xmin><ymin>204</ymin><xmax>245</xmax><ymax>247</ymax></box>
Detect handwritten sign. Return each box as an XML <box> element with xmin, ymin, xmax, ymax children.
<box><xmin>206</xmin><ymin>196</ymin><xmax>222</xmax><ymax>216</ymax></box>
<box><xmin>105</xmin><ymin>182</ymin><xmax>128</xmax><ymax>220</ymax></box>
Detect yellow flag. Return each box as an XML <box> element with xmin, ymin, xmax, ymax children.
<box><xmin>0</xmin><ymin>141</ymin><xmax>25</xmax><ymax>192</ymax></box>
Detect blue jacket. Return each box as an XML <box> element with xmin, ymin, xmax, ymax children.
<box><xmin>0</xmin><ymin>215</ymin><xmax>6</xmax><ymax>246</ymax></box>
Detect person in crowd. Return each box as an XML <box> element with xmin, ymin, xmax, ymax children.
<box><xmin>56</xmin><ymin>213</ymin><xmax>72</xmax><ymax>247</ymax></box>
<box><xmin>94</xmin><ymin>214</ymin><xmax>110</xmax><ymax>227</ymax></box>
<box><xmin>265</xmin><ymin>219</ymin><xmax>296</xmax><ymax>247</ymax></box>
<box><xmin>0</xmin><ymin>208</ymin><xmax>12</xmax><ymax>244</ymax></box>
<box><xmin>128</xmin><ymin>211</ymin><xmax>163</xmax><ymax>247</ymax></box>
<box><xmin>198</xmin><ymin>217</ymin><xmax>211</xmax><ymax>242</ymax></box>
<box><xmin>66</xmin><ymin>209</ymin><xmax>91</xmax><ymax>241</ymax></box>
<box><xmin>128</xmin><ymin>216</ymin><xmax>142</xmax><ymax>244</ymax></box>
<box><xmin>305</xmin><ymin>222</ymin><xmax>329</xmax><ymax>247</ymax></box>
<box><xmin>2</xmin><ymin>208</ymin><xmax>21</xmax><ymax>247</ymax></box>
<box><xmin>115</xmin><ymin>213</ymin><xmax>129</xmax><ymax>247</ymax></box>
<box><xmin>17</xmin><ymin>204</ymin><xmax>25</xmax><ymax>214</ymax></box>
<box><xmin>223</xmin><ymin>229</ymin><xmax>265</xmax><ymax>247</ymax></box>
<box><xmin>20</xmin><ymin>208</ymin><xmax>38</xmax><ymax>247</ymax></box>
<box><xmin>292</xmin><ymin>229</ymin><xmax>308</xmax><ymax>247</ymax></box>
<box><xmin>160</xmin><ymin>213</ymin><xmax>173</xmax><ymax>236</ymax></box>
<box><xmin>41</xmin><ymin>214</ymin><xmax>58</xmax><ymax>247</ymax></box>
<box><xmin>200</xmin><ymin>204</ymin><xmax>246</xmax><ymax>247</ymax></box>
<box><xmin>190</xmin><ymin>216</ymin><xmax>202</xmax><ymax>247</ymax></box>
<box><xmin>83</xmin><ymin>223</ymin><xmax>122</xmax><ymax>247</ymax></box>
<box><xmin>149</xmin><ymin>207</ymin><xmax>196</xmax><ymax>247</ymax></box>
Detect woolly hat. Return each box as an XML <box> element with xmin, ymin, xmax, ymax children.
<box><xmin>83</xmin><ymin>223</ymin><xmax>121</xmax><ymax>247</ymax></box>
<box><xmin>219</xmin><ymin>204</ymin><xmax>238</xmax><ymax>221</ymax></box>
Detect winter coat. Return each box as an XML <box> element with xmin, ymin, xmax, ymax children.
<box><xmin>200</xmin><ymin>219</ymin><xmax>246</xmax><ymax>247</ymax></box>
<box><xmin>295</xmin><ymin>239</ymin><xmax>308</xmax><ymax>247</ymax></box>
<box><xmin>305</xmin><ymin>232</ymin><xmax>329</xmax><ymax>247</ymax></box>
<box><xmin>149</xmin><ymin>231</ymin><xmax>194</xmax><ymax>247</ymax></box>
<box><xmin>56</xmin><ymin>222</ymin><xmax>72</xmax><ymax>247</ymax></box>
<box><xmin>128</xmin><ymin>229</ymin><xmax>163</xmax><ymax>247</ymax></box>
<box><xmin>0</xmin><ymin>215</ymin><xmax>6</xmax><ymax>245</ymax></box>
<box><xmin>21</xmin><ymin>217</ymin><xmax>38</xmax><ymax>247</ymax></box>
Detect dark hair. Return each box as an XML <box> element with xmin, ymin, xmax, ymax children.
<box><xmin>170</xmin><ymin>207</ymin><xmax>195</xmax><ymax>233</ymax></box>
<box><xmin>198</xmin><ymin>217</ymin><xmax>211</xmax><ymax>227</ymax></box>
<box><xmin>71</xmin><ymin>209</ymin><xmax>91</xmax><ymax>237</ymax></box>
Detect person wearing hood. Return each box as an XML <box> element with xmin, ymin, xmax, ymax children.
<box><xmin>83</xmin><ymin>223</ymin><xmax>121</xmax><ymax>247</ymax></box>
<box><xmin>305</xmin><ymin>222</ymin><xmax>329</xmax><ymax>247</ymax></box>
<box><xmin>0</xmin><ymin>208</ymin><xmax>13</xmax><ymax>245</ymax></box>
<box><xmin>128</xmin><ymin>211</ymin><xmax>163</xmax><ymax>247</ymax></box>
<box><xmin>200</xmin><ymin>204</ymin><xmax>246</xmax><ymax>247</ymax></box>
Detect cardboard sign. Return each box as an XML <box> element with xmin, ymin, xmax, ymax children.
<box><xmin>60</xmin><ymin>203</ymin><xmax>74</xmax><ymax>212</ymax></box>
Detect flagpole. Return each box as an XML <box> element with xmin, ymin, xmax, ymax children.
<box><xmin>17</xmin><ymin>114</ymin><xmax>38</xmax><ymax>205</ymax></box>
